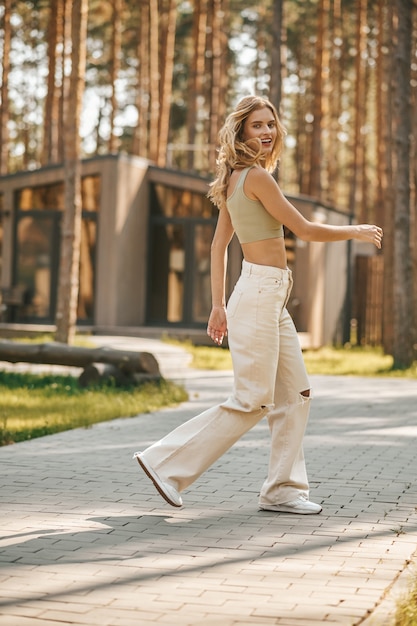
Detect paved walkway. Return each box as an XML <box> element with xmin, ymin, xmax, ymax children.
<box><xmin>1</xmin><ymin>337</ymin><xmax>417</xmax><ymax>626</ymax></box>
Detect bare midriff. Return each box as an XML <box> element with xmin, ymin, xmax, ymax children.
<box><xmin>241</xmin><ymin>236</ymin><xmax>287</xmax><ymax>270</ymax></box>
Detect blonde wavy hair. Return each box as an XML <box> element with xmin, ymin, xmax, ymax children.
<box><xmin>208</xmin><ymin>96</ymin><xmax>286</xmax><ymax>210</ymax></box>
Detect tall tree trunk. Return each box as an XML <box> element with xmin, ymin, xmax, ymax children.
<box><xmin>55</xmin><ymin>0</ymin><xmax>88</xmax><ymax>344</ymax></box>
<box><xmin>348</xmin><ymin>0</ymin><xmax>367</xmax><ymax>219</ymax></box>
<box><xmin>254</xmin><ymin>4</ymin><xmax>267</xmax><ymax>96</ymax></box>
<box><xmin>58</xmin><ymin>0</ymin><xmax>72</xmax><ymax>163</ymax></box>
<box><xmin>42</xmin><ymin>0</ymin><xmax>63</xmax><ymax>165</ymax></box>
<box><xmin>133</xmin><ymin>0</ymin><xmax>150</xmax><ymax>157</ymax></box>
<box><xmin>326</xmin><ymin>0</ymin><xmax>342</xmax><ymax>206</ymax></box>
<box><xmin>148</xmin><ymin>0</ymin><xmax>160</xmax><ymax>162</ymax></box>
<box><xmin>108</xmin><ymin>0</ymin><xmax>122</xmax><ymax>153</ymax></box>
<box><xmin>216</xmin><ymin>0</ymin><xmax>229</xmax><ymax>164</ymax></box>
<box><xmin>208</xmin><ymin>0</ymin><xmax>223</xmax><ymax>172</ymax></box>
<box><xmin>0</xmin><ymin>0</ymin><xmax>12</xmax><ymax>175</ymax></box>
<box><xmin>412</xmin><ymin>14</ymin><xmax>417</xmax><ymax>356</ymax></box>
<box><xmin>376</xmin><ymin>0</ymin><xmax>387</xmax><ymax>228</ymax></box>
<box><xmin>378</xmin><ymin>0</ymin><xmax>394</xmax><ymax>355</ymax></box>
<box><xmin>186</xmin><ymin>0</ymin><xmax>208</xmax><ymax>171</ymax></box>
<box><xmin>294</xmin><ymin>86</ymin><xmax>307</xmax><ymax>192</ymax></box>
<box><xmin>308</xmin><ymin>0</ymin><xmax>329</xmax><ymax>198</ymax></box>
<box><xmin>157</xmin><ymin>0</ymin><xmax>177</xmax><ymax>167</ymax></box>
<box><xmin>95</xmin><ymin>98</ymin><xmax>105</xmax><ymax>155</ymax></box>
<box><xmin>270</xmin><ymin>0</ymin><xmax>284</xmax><ymax>115</ymax></box>
<box><xmin>392</xmin><ymin>0</ymin><xmax>414</xmax><ymax>367</ymax></box>
<box><xmin>361</xmin><ymin>44</ymin><xmax>371</xmax><ymax>222</ymax></box>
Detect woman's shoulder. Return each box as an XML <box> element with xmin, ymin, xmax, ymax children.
<box><xmin>243</xmin><ymin>167</ymin><xmax>278</xmax><ymax>202</ymax></box>
<box><xmin>245</xmin><ymin>166</ymin><xmax>275</xmax><ymax>189</ymax></box>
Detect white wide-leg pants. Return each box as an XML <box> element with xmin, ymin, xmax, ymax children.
<box><xmin>138</xmin><ymin>260</ymin><xmax>312</xmax><ymax>506</ymax></box>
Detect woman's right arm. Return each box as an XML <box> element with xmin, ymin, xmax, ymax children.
<box><xmin>207</xmin><ymin>207</ymin><xmax>235</xmax><ymax>346</ymax></box>
<box><xmin>249</xmin><ymin>168</ymin><xmax>383</xmax><ymax>249</ymax></box>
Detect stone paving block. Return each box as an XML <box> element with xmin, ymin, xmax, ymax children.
<box><xmin>112</xmin><ymin>614</ymin><xmax>166</xmax><ymax>626</ymax></box>
<box><xmin>276</xmin><ymin>620</ymin><xmax>339</xmax><ymax>626</ymax></box>
<box><xmin>155</xmin><ymin>611</ymin><xmax>241</xmax><ymax>625</ymax></box>
<box><xmin>198</xmin><ymin>600</ymin><xmax>257</xmax><ymax>616</ymax></box>
<box><xmin>253</xmin><ymin>605</ymin><xmax>329</xmax><ymax>620</ymax></box>
<box><xmin>39</xmin><ymin>607</ymin><xmax>159</xmax><ymax>626</ymax></box>
<box><xmin>0</xmin><ymin>604</ymin><xmax>46</xmax><ymax>620</ymax></box>
<box><xmin>0</xmin><ymin>617</ymin><xmax>66</xmax><ymax>626</ymax></box>
<box><xmin>196</xmin><ymin>620</ymin><xmax>268</xmax><ymax>626</ymax></box>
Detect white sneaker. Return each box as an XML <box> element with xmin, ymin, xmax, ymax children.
<box><xmin>133</xmin><ymin>452</ymin><xmax>183</xmax><ymax>508</ymax></box>
<box><xmin>259</xmin><ymin>495</ymin><xmax>322</xmax><ymax>515</ymax></box>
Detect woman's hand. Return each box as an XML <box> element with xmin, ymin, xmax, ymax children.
<box><xmin>356</xmin><ymin>224</ymin><xmax>384</xmax><ymax>249</ymax></box>
<box><xmin>207</xmin><ymin>305</ymin><xmax>228</xmax><ymax>346</ymax></box>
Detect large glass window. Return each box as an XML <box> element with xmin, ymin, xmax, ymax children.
<box><xmin>16</xmin><ymin>183</ymin><xmax>64</xmax><ymax>211</ymax></box>
<box><xmin>10</xmin><ymin>176</ymin><xmax>100</xmax><ymax>323</ymax></box>
<box><xmin>152</xmin><ymin>184</ymin><xmax>217</xmax><ymax>219</ymax></box>
<box><xmin>16</xmin><ymin>176</ymin><xmax>100</xmax><ymax>213</ymax></box>
<box><xmin>81</xmin><ymin>176</ymin><xmax>101</xmax><ymax>212</ymax></box>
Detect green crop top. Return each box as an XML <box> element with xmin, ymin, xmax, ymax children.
<box><xmin>226</xmin><ymin>167</ymin><xmax>284</xmax><ymax>244</ymax></box>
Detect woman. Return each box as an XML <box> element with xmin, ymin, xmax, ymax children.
<box><xmin>134</xmin><ymin>95</ymin><xmax>383</xmax><ymax>514</ymax></box>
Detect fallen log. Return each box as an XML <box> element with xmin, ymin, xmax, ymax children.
<box><xmin>0</xmin><ymin>340</ymin><xmax>161</xmax><ymax>386</ymax></box>
<box><xmin>78</xmin><ymin>362</ymin><xmax>160</xmax><ymax>387</ymax></box>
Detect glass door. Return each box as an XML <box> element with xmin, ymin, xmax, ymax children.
<box><xmin>147</xmin><ymin>219</ymin><xmax>216</xmax><ymax>326</ymax></box>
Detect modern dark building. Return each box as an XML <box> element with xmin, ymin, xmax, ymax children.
<box><xmin>0</xmin><ymin>154</ymin><xmax>375</xmax><ymax>347</ymax></box>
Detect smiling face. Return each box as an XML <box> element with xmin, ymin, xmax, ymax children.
<box><xmin>241</xmin><ymin>106</ymin><xmax>278</xmax><ymax>156</ymax></box>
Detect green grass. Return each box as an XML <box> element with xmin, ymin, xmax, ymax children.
<box><xmin>393</xmin><ymin>570</ymin><xmax>417</xmax><ymax>626</ymax></box>
<box><xmin>1</xmin><ymin>339</ymin><xmax>415</xmax><ymax>449</ymax></box>
<box><xmin>183</xmin><ymin>343</ymin><xmax>417</xmax><ymax>378</ymax></box>
<box><xmin>0</xmin><ymin>371</ymin><xmax>187</xmax><ymax>446</ymax></box>
<box><xmin>10</xmin><ymin>333</ymin><xmax>95</xmax><ymax>347</ymax></box>
<box><xmin>188</xmin><ymin>344</ymin><xmax>234</xmax><ymax>370</ymax></box>
<box><xmin>303</xmin><ymin>346</ymin><xmax>417</xmax><ymax>377</ymax></box>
